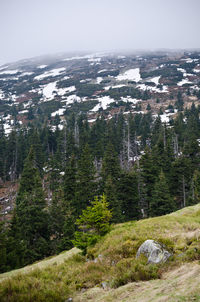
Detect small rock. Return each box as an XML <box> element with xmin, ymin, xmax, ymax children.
<box><xmin>136</xmin><ymin>239</ymin><xmax>171</xmax><ymax>264</ymax></box>
<box><xmin>101</xmin><ymin>282</ymin><xmax>108</xmax><ymax>290</ymax></box>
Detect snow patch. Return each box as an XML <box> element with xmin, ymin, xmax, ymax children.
<box><xmin>149</xmin><ymin>76</ymin><xmax>161</xmax><ymax>85</ymax></box>
<box><xmin>121</xmin><ymin>96</ymin><xmax>140</xmax><ymax>104</ymax></box>
<box><xmin>51</xmin><ymin>108</ymin><xmax>66</xmax><ymax>117</ymax></box>
<box><xmin>0</xmin><ymin>69</ymin><xmax>19</xmax><ymax>75</ymax></box>
<box><xmin>34</xmin><ymin>67</ymin><xmax>66</xmax><ymax>80</ymax></box>
<box><xmin>137</xmin><ymin>83</ymin><xmax>168</xmax><ymax>93</ymax></box>
<box><xmin>43</xmin><ymin>82</ymin><xmax>57</xmax><ymax>100</ymax></box>
<box><xmin>177</xmin><ymin>68</ymin><xmax>186</xmax><ymax>73</ymax></box>
<box><xmin>177</xmin><ymin>78</ymin><xmax>193</xmax><ymax>86</ymax></box>
<box><xmin>62</xmin><ymin>94</ymin><xmax>81</xmax><ymax>106</ymax></box>
<box><xmin>37</xmin><ymin>65</ymin><xmax>48</xmax><ymax>69</ymax></box>
<box><xmin>98</xmin><ymin>69</ymin><xmax>108</xmax><ymax>74</ymax></box>
<box><xmin>116</xmin><ymin>68</ymin><xmax>141</xmax><ymax>82</ymax></box>
<box><xmin>96</xmin><ymin>77</ymin><xmax>103</xmax><ymax>84</ymax></box>
<box><xmin>0</xmin><ymin>89</ymin><xmax>5</xmax><ymax>99</ymax></box>
<box><xmin>91</xmin><ymin>96</ymin><xmax>115</xmax><ymax>112</ymax></box>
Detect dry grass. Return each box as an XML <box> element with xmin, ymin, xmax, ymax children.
<box><xmin>0</xmin><ymin>203</ymin><xmax>200</xmax><ymax>301</ymax></box>
<box><xmin>74</xmin><ymin>262</ymin><xmax>200</xmax><ymax>302</ymax></box>
<box><xmin>0</xmin><ymin>247</ymin><xmax>80</xmax><ymax>283</ymax></box>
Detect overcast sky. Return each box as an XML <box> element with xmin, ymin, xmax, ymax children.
<box><xmin>1</xmin><ymin>0</ymin><xmax>200</xmax><ymax>64</ymax></box>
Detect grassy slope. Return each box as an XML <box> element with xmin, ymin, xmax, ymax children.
<box><xmin>0</xmin><ymin>247</ymin><xmax>80</xmax><ymax>283</ymax></box>
<box><xmin>0</xmin><ymin>204</ymin><xmax>200</xmax><ymax>302</ymax></box>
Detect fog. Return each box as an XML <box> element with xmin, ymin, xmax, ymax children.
<box><xmin>1</xmin><ymin>0</ymin><xmax>200</xmax><ymax>64</ymax></box>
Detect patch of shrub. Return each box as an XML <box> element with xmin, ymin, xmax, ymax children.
<box><xmin>111</xmin><ymin>257</ymin><xmax>161</xmax><ymax>288</ymax></box>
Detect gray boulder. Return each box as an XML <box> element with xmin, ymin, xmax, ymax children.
<box><xmin>136</xmin><ymin>240</ymin><xmax>171</xmax><ymax>264</ymax></box>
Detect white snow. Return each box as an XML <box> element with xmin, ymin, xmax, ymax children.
<box><xmin>177</xmin><ymin>78</ymin><xmax>193</xmax><ymax>86</ymax></box>
<box><xmin>23</xmin><ymin>101</ymin><xmax>32</xmax><ymax>108</ymax></box>
<box><xmin>43</xmin><ymin>82</ymin><xmax>57</xmax><ymax>100</ymax></box>
<box><xmin>19</xmin><ymin>110</ymin><xmax>28</xmax><ymax>114</ymax></box>
<box><xmin>0</xmin><ymin>89</ymin><xmax>5</xmax><ymax>99</ymax></box>
<box><xmin>51</xmin><ymin>124</ymin><xmax>64</xmax><ymax>131</ymax></box>
<box><xmin>177</xmin><ymin>68</ymin><xmax>186</xmax><ymax>73</ymax></box>
<box><xmin>88</xmin><ymin>118</ymin><xmax>97</xmax><ymax>123</ymax></box>
<box><xmin>149</xmin><ymin>76</ymin><xmax>161</xmax><ymax>85</ymax></box>
<box><xmin>88</xmin><ymin>58</ymin><xmax>101</xmax><ymax>63</ymax></box>
<box><xmin>51</xmin><ymin>108</ymin><xmax>66</xmax><ymax>117</ymax></box>
<box><xmin>34</xmin><ymin>67</ymin><xmax>66</xmax><ymax>80</ymax></box>
<box><xmin>61</xmin><ymin>94</ymin><xmax>81</xmax><ymax>106</ymax></box>
<box><xmin>104</xmin><ymin>86</ymin><xmax>111</xmax><ymax>91</ymax></box>
<box><xmin>19</xmin><ymin>72</ymin><xmax>34</xmax><ymax>77</ymax></box>
<box><xmin>0</xmin><ymin>69</ymin><xmax>19</xmax><ymax>75</ymax></box>
<box><xmin>0</xmin><ymin>65</ymin><xmax>9</xmax><ymax>71</ymax></box>
<box><xmin>37</xmin><ymin>65</ymin><xmax>48</xmax><ymax>69</ymax></box>
<box><xmin>121</xmin><ymin>96</ymin><xmax>140</xmax><ymax>104</ymax></box>
<box><xmin>91</xmin><ymin>96</ymin><xmax>115</xmax><ymax>112</ymax></box>
<box><xmin>98</xmin><ymin>69</ymin><xmax>108</xmax><ymax>74</ymax></box>
<box><xmin>63</xmin><ymin>53</ymin><xmax>106</xmax><ymax>62</ymax></box>
<box><xmin>193</xmin><ymin>68</ymin><xmax>200</xmax><ymax>73</ymax></box>
<box><xmin>3</xmin><ymin>123</ymin><xmax>13</xmax><ymax>135</ymax></box>
<box><xmin>58</xmin><ymin>86</ymin><xmax>76</xmax><ymax>95</ymax></box>
<box><xmin>116</xmin><ymin>68</ymin><xmax>141</xmax><ymax>82</ymax></box>
<box><xmin>96</xmin><ymin>77</ymin><xmax>103</xmax><ymax>84</ymax></box>
<box><xmin>137</xmin><ymin>83</ymin><xmax>168</xmax><ymax>93</ymax></box>
<box><xmin>42</xmin><ymin>81</ymin><xmax>76</xmax><ymax>101</ymax></box>
<box><xmin>111</xmin><ymin>84</ymin><xmax>126</xmax><ymax>89</ymax></box>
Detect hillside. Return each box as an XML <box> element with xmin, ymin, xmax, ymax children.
<box><xmin>0</xmin><ymin>203</ymin><xmax>200</xmax><ymax>302</ymax></box>
<box><xmin>0</xmin><ymin>51</ymin><xmax>200</xmax><ymax>134</ymax></box>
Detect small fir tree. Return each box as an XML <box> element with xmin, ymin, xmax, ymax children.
<box><xmin>73</xmin><ymin>194</ymin><xmax>112</xmax><ymax>254</ymax></box>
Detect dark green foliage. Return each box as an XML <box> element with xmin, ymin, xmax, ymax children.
<box><xmin>1</xmin><ymin>103</ymin><xmax>200</xmax><ymax>272</ymax></box>
<box><xmin>105</xmin><ymin>175</ymin><xmax>122</xmax><ymax>223</ymax></box>
<box><xmin>150</xmin><ymin>170</ymin><xmax>175</xmax><ymax>216</ymax></box>
<box><xmin>75</xmin><ymin>144</ymin><xmax>97</xmax><ymax>214</ymax></box>
<box><xmin>118</xmin><ymin>171</ymin><xmax>139</xmax><ymax>221</ymax></box>
<box><xmin>0</xmin><ymin>221</ymin><xmax>7</xmax><ymax>273</ymax></box>
<box><xmin>8</xmin><ymin>147</ymin><xmax>50</xmax><ymax>267</ymax></box>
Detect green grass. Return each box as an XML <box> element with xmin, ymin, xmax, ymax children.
<box><xmin>0</xmin><ymin>203</ymin><xmax>200</xmax><ymax>302</ymax></box>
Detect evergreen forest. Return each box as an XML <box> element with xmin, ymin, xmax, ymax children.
<box><xmin>1</xmin><ymin>103</ymin><xmax>200</xmax><ymax>273</ymax></box>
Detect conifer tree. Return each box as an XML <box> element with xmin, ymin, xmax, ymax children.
<box><xmin>140</xmin><ymin>147</ymin><xmax>157</xmax><ymax>214</ymax></box>
<box><xmin>0</xmin><ymin>221</ymin><xmax>7</xmax><ymax>273</ymax></box>
<box><xmin>118</xmin><ymin>171</ymin><xmax>139</xmax><ymax>221</ymax></box>
<box><xmin>105</xmin><ymin>175</ymin><xmax>122</xmax><ymax>222</ymax></box>
<box><xmin>11</xmin><ymin>147</ymin><xmax>50</xmax><ymax>266</ymax></box>
<box><xmin>75</xmin><ymin>144</ymin><xmax>96</xmax><ymax>214</ymax></box>
<box><xmin>188</xmin><ymin>170</ymin><xmax>200</xmax><ymax>205</ymax></box>
<box><xmin>150</xmin><ymin>170</ymin><xmax>175</xmax><ymax>216</ymax></box>
<box><xmin>73</xmin><ymin>194</ymin><xmax>112</xmax><ymax>253</ymax></box>
<box><xmin>101</xmin><ymin>143</ymin><xmax>121</xmax><ymax>185</ymax></box>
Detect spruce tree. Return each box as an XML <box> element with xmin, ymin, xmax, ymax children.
<box><xmin>118</xmin><ymin>171</ymin><xmax>139</xmax><ymax>221</ymax></box>
<box><xmin>105</xmin><ymin>175</ymin><xmax>122</xmax><ymax>222</ymax></box>
<box><xmin>75</xmin><ymin>144</ymin><xmax>96</xmax><ymax>214</ymax></box>
<box><xmin>101</xmin><ymin>143</ymin><xmax>121</xmax><ymax>185</ymax></box>
<box><xmin>188</xmin><ymin>170</ymin><xmax>200</xmax><ymax>205</ymax></box>
<box><xmin>0</xmin><ymin>221</ymin><xmax>7</xmax><ymax>273</ymax></box>
<box><xmin>11</xmin><ymin>147</ymin><xmax>50</xmax><ymax>266</ymax></box>
<box><xmin>150</xmin><ymin>170</ymin><xmax>175</xmax><ymax>217</ymax></box>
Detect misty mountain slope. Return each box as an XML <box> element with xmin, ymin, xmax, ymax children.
<box><xmin>0</xmin><ymin>51</ymin><xmax>200</xmax><ymax>134</ymax></box>
<box><xmin>0</xmin><ymin>203</ymin><xmax>200</xmax><ymax>302</ymax></box>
